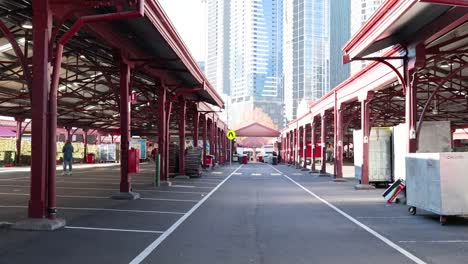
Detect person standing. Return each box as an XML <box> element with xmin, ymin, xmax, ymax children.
<box><xmin>62</xmin><ymin>140</ymin><xmax>74</xmax><ymax>176</ymax></box>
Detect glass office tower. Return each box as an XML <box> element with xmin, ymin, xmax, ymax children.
<box><xmin>230</xmin><ymin>0</ymin><xmax>284</xmax><ymax>128</ymax></box>
<box><xmin>284</xmin><ymin>0</ymin><xmax>330</xmax><ymax>121</ymax></box>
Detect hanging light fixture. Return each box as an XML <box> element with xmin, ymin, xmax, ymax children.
<box><xmin>21</xmin><ymin>21</ymin><xmax>32</xmax><ymax>29</ymax></box>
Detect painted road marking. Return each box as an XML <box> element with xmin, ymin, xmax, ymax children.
<box><xmin>399</xmin><ymin>240</ymin><xmax>468</xmax><ymax>243</ymax></box>
<box><xmin>65</xmin><ymin>226</ymin><xmax>164</xmax><ymax>234</ymax></box>
<box><xmin>141</xmin><ymin>198</ymin><xmax>198</xmax><ymax>202</ymax></box>
<box><xmin>0</xmin><ymin>192</ymin><xmax>198</xmax><ymax>202</ymax></box>
<box><xmin>12</xmin><ymin>179</ymin><xmax>154</xmax><ymax>186</ymax></box>
<box><xmin>269</xmin><ymin>165</ymin><xmax>427</xmax><ymax>264</ymax></box>
<box><xmin>170</xmin><ymin>185</ymin><xmax>212</xmax><ymax>189</ymax></box>
<box><xmin>292</xmin><ymin>173</ymin><xmax>302</xmax><ymax>175</ymax></box>
<box><xmin>251</xmin><ymin>173</ymin><xmax>262</xmax><ymax>176</ymax></box>
<box><xmin>0</xmin><ymin>205</ymin><xmax>185</xmax><ymax>214</ymax></box>
<box><xmin>271</xmin><ymin>173</ymin><xmax>282</xmax><ymax>176</ymax></box>
<box><xmin>0</xmin><ymin>184</ymin><xmax>206</xmax><ymax>194</ymax></box>
<box><xmin>211</xmin><ymin>172</ymin><xmax>224</xmax><ymax>175</ymax></box>
<box><xmin>130</xmin><ymin>165</ymin><xmax>243</xmax><ymax>264</ymax></box>
<box><xmin>0</xmin><ymin>176</ymin><xmax>29</xmax><ymax>181</ymax></box>
<box><xmin>233</xmin><ymin>172</ymin><xmax>242</xmax><ymax>175</ymax></box>
<box><xmin>356</xmin><ymin>216</ymin><xmax>414</xmax><ymax>219</ymax></box>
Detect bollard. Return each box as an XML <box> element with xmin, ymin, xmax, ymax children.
<box><xmin>154</xmin><ymin>154</ymin><xmax>160</xmax><ymax>187</ymax></box>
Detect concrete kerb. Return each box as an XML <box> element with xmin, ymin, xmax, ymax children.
<box><xmin>333</xmin><ymin>178</ymin><xmax>347</xmax><ymax>182</ymax></box>
<box><xmin>174</xmin><ymin>175</ymin><xmax>190</xmax><ymax>180</ymax></box>
<box><xmin>12</xmin><ymin>218</ymin><xmax>66</xmax><ymax>231</ymax></box>
<box><xmin>159</xmin><ymin>181</ymin><xmax>172</xmax><ymax>187</ymax></box>
<box><xmin>111</xmin><ymin>192</ymin><xmax>141</xmax><ymax>200</ymax></box>
<box><xmin>354</xmin><ymin>184</ymin><xmax>376</xmax><ymax>190</ymax></box>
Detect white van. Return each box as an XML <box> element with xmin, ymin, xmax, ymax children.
<box><xmin>262</xmin><ymin>145</ymin><xmax>274</xmax><ymax>163</ymax></box>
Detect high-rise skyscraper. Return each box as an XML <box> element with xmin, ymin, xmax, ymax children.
<box><xmin>229</xmin><ymin>0</ymin><xmax>284</xmax><ymax>128</ymax></box>
<box><xmin>205</xmin><ymin>0</ymin><xmax>230</xmax><ymax>95</ymax></box>
<box><xmin>350</xmin><ymin>0</ymin><xmax>384</xmax><ymax>74</ymax></box>
<box><xmin>330</xmin><ymin>0</ymin><xmax>351</xmax><ymax>89</ymax></box>
<box><xmin>283</xmin><ymin>0</ymin><xmax>330</xmax><ymax>121</ymax></box>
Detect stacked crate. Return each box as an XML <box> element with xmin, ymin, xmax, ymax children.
<box><xmin>169</xmin><ymin>143</ymin><xmax>179</xmax><ymax>175</ymax></box>
<box><xmin>185</xmin><ymin>147</ymin><xmax>203</xmax><ymax>177</ymax></box>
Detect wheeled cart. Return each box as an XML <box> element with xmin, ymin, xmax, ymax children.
<box><xmin>406</xmin><ymin>152</ymin><xmax>468</xmax><ymax>225</ymax></box>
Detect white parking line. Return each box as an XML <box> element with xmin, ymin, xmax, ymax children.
<box><xmin>129</xmin><ymin>165</ymin><xmax>243</xmax><ymax>264</ymax></box>
<box><xmin>12</xmin><ymin>179</ymin><xmax>154</xmax><ymax>186</ymax></box>
<box><xmin>356</xmin><ymin>216</ymin><xmax>414</xmax><ymax>219</ymax></box>
<box><xmin>170</xmin><ymin>185</ymin><xmax>212</xmax><ymax>189</ymax></box>
<box><xmin>0</xmin><ymin>184</ymin><xmax>206</xmax><ymax>194</ymax></box>
<box><xmin>0</xmin><ymin>176</ymin><xmax>29</xmax><ymax>181</ymax></box>
<box><xmin>269</xmin><ymin>165</ymin><xmax>426</xmax><ymax>264</ymax></box>
<box><xmin>65</xmin><ymin>226</ymin><xmax>164</xmax><ymax>234</ymax></box>
<box><xmin>0</xmin><ymin>192</ymin><xmax>199</xmax><ymax>203</ymax></box>
<box><xmin>399</xmin><ymin>240</ymin><xmax>468</xmax><ymax>243</ymax></box>
<box><xmin>0</xmin><ymin>205</ymin><xmax>185</xmax><ymax>214</ymax></box>
<box><xmin>141</xmin><ymin>198</ymin><xmax>198</xmax><ymax>202</ymax></box>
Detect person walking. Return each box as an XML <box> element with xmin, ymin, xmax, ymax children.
<box><xmin>62</xmin><ymin>140</ymin><xmax>74</xmax><ymax>176</ymax></box>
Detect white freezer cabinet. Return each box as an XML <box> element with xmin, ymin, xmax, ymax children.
<box><xmin>406</xmin><ymin>152</ymin><xmax>468</xmax><ymax>224</ymax></box>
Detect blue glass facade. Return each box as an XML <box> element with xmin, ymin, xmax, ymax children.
<box><xmin>230</xmin><ymin>0</ymin><xmax>284</xmax><ymax>128</ymax></box>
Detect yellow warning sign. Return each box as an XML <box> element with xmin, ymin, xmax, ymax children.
<box><xmin>226</xmin><ymin>129</ymin><xmax>236</xmax><ymax>140</ymax></box>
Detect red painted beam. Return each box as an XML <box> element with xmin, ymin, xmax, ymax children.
<box><xmin>28</xmin><ymin>0</ymin><xmax>52</xmax><ymax>219</ymax></box>
<box><xmin>320</xmin><ymin>114</ymin><xmax>327</xmax><ymax>173</ymax></box>
<box><xmin>119</xmin><ymin>61</ymin><xmax>131</xmax><ymax>193</ymax></box>
<box><xmin>178</xmin><ymin>97</ymin><xmax>186</xmax><ymax>175</ymax></box>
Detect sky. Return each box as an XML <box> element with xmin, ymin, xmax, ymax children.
<box><xmin>158</xmin><ymin>0</ymin><xmax>207</xmax><ymax>62</ymax></box>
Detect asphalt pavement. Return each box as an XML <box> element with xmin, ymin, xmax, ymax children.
<box><xmin>1</xmin><ymin>163</ymin><xmax>468</xmax><ymax>264</ymax></box>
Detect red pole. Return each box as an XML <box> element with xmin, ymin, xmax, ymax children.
<box><xmin>321</xmin><ymin>113</ymin><xmax>327</xmax><ymax>173</ymax></box>
<box><xmin>28</xmin><ymin>0</ymin><xmax>52</xmax><ymax>219</ymax></box>
<box><xmin>406</xmin><ymin>71</ymin><xmax>417</xmax><ymax>153</ymax></box>
<box><xmin>202</xmin><ymin>115</ymin><xmax>207</xmax><ymax>166</ymax></box>
<box><xmin>302</xmin><ymin>126</ymin><xmax>307</xmax><ymax>169</ymax></box>
<box><xmin>287</xmin><ymin>132</ymin><xmax>291</xmax><ymax>163</ymax></box>
<box><xmin>193</xmin><ymin>111</ymin><xmax>199</xmax><ymax>147</ymax></box>
<box><xmin>311</xmin><ymin>121</ymin><xmax>316</xmax><ymax>171</ymax></box>
<box><xmin>292</xmin><ymin>129</ymin><xmax>296</xmax><ymax>165</ymax></box>
<box><xmin>178</xmin><ymin>97</ymin><xmax>186</xmax><ymax>175</ymax></box>
<box><xmin>335</xmin><ymin>107</ymin><xmax>344</xmax><ymax>179</ymax></box>
<box><xmin>209</xmin><ymin>119</ymin><xmax>214</xmax><ymax>156</ymax></box>
<box><xmin>66</xmin><ymin>127</ymin><xmax>71</xmax><ymax>141</ymax></box>
<box><xmin>158</xmin><ymin>86</ymin><xmax>167</xmax><ymax>182</ymax></box>
<box><xmin>83</xmin><ymin>129</ymin><xmax>88</xmax><ymax>163</ymax></box>
<box><xmin>165</xmin><ymin>99</ymin><xmax>171</xmax><ymax>181</ymax></box>
<box><xmin>119</xmin><ymin>61</ymin><xmax>131</xmax><ymax>193</ymax></box>
<box><xmin>15</xmin><ymin>118</ymin><xmax>23</xmax><ymax>166</ymax></box>
<box><xmin>361</xmin><ymin>92</ymin><xmax>374</xmax><ymax>185</ymax></box>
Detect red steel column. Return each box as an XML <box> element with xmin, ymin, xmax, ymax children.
<box><xmin>15</xmin><ymin>118</ymin><xmax>24</xmax><ymax>165</ymax></box>
<box><xmin>119</xmin><ymin>61</ymin><xmax>131</xmax><ymax>193</ymax></box>
<box><xmin>320</xmin><ymin>113</ymin><xmax>327</xmax><ymax>173</ymax></box>
<box><xmin>288</xmin><ymin>131</ymin><xmax>293</xmax><ymax>164</ymax></box>
<box><xmin>334</xmin><ymin>106</ymin><xmax>344</xmax><ymax>179</ymax></box>
<box><xmin>66</xmin><ymin>127</ymin><xmax>71</xmax><ymax>141</ymax></box>
<box><xmin>361</xmin><ymin>92</ymin><xmax>374</xmax><ymax>185</ymax></box>
<box><xmin>83</xmin><ymin>129</ymin><xmax>88</xmax><ymax>162</ymax></box>
<box><xmin>158</xmin><ymin>87</ymin><xmax>167</xmax><ymax>182</ymax></box>
<box><xmin>302</xmin><ymin>126</ymin><xmax>307</xmax><ymax>169</ymax></box>
<box><xmin>406</xmin><ymin>73</ymin><xmax>417</xmax><ymax>153</ymax></box>
<box><xmin>202</xmin><ymin>115</ymin><xmax>207</xmax><ymax>166</ymax></box>
<box><xmin>193</xmin><ymin>111</ymin><xmax>199</xmax><ymax>147</ymax></box>
<box><xmin>293</xmin><ymin>129</ymin><xmax>297</xmax><ymax>165</ymax></box>
<box><xmin>165</xmin><ymin>100</ymin><xmax>171</xmax><ymax>180</ymax></box>
<box><xmin>209</xmin><ymin>119</ymin><xmax>214</xmax><ymax>156</ymax></box>
<box><xmin>28</xmin><ymin>0</ymin><xmax>52</xmax><ymax>218</ymax></box>
<box><xmin>311</xmin><ymin>121</ymin><xmax>317</xmax><ymax>171</ymax></box>
<box><xmin>178</xmin><ymin>97</ymin><xmax>186</xmax><ymax>175</ymax></box>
